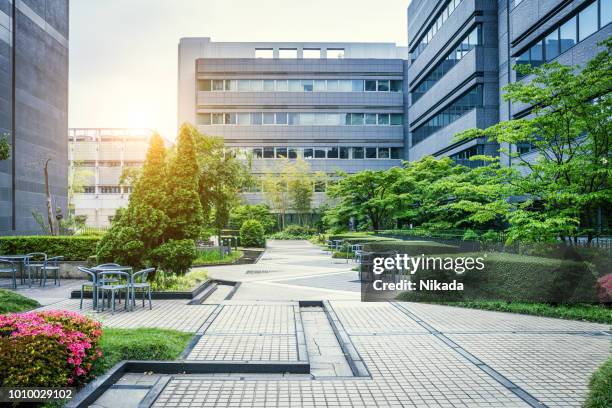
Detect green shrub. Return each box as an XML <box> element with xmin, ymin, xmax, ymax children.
<box><xmin>149</xmin><ymin>239</ymin><xmax>197</xmax><ymax>275</ymax></box>
<box><xmin>151</xmin><ymin>269</ymin><xmax>208</xmax><ymax>292</ymax></box>
<box><xmin>0</xmin><ymin>289</ymin><xmax>40</xmax><ymax>313</ymax></box>
<box><xmin>229</xmin><ymin>204</ymin><xmax>277</xmax><ymax>234</ymax></box>
<box><xmin>398</xmin><ymin>252</ymin><xmax>599</xmax><ymax>303</ymax></box>
<box><xmin>240</xmin><ymin>220</ymin><xmax>265</xmax><ymax>248</ymax></box>
<box><xmin>269</xmin><ymin>225</ymin><xmax>317</xmax><ymax>239</ymax></box>
<box><xmin>0</xmin><ymin>236</ymin><xmax>100</xmax><ymax>261</ymax></box>
<box><xmin>584</xmin><ymin>357</ymin><xmax>612</xmax><ymax>408</ymax></box>
<box><xmin>96</xmin><ymin>224</ymin><xmax>146</xmax><ymax>267</ymax></box>
<box><xmin>462</xmin><ymin>229</ymin><xmax>479</xmax><ymax>241</ymax></box>
<box><xmin>362</xmin><ymin>240</ymin><xmax>460</xmax><ymax>255</ymax></box>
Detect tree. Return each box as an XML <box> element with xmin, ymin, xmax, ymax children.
<box><xmin>165</xmin><ymin>124</ymin><xmax>205</xmax><ymax>241</ymax></box>
<box><xmin>325</xmin><ymin>169</ymin><xmax>401</xmax><ymax>231</ymax></box>
<box><xmin>285</xmin><ymin>158</ymin><xmax>315</xmax><ymax>225</ymax></box>
<box><xmin>0</xmin><ymin>132</ymin><xmax>9</xmax><ymax>160</ymax></box>
<box><xmin>229</xmin><ymin>204</ymin><xmax>277</xmax><ymax>234</ymax></box>
<box><xmin>456</xmin><ymin>39</ymin><xmax>611</xmax><ymax>243</ymax></box>
<box><xmin>194</xmin><ymin>130</ymin><xmax>251</xmax><ymax>245</ymax></box>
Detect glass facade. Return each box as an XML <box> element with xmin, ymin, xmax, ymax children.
<box><xmin>412</xmin><ymin>85</ymin><xmax>483</xmax><ymax>146</ymax></box>
<box><xmin>516</xmin><ymin>0</ymin><xmax>609</xmax><ymax>79</ymax></box>
<box><xmin>227</xmin><ymin>146</ymin><xmax>403</xmax><ymax>160</ymax></box>
<box><xmin>198</xmin><ymin>112</ymin><xmax>404</xmax><ymax>126</ymax></box>
<box><xmin>199</xmin><ymin>79</ymin><xmax>402</xmax><ymax>93</ymax></box>
<box><xmin>450</xmin><ymin>145</ymin><xmax>485</xmax><ymax>168</ymax></box>
<box><xmin>412</xmin><ymin>25</ymin><xmax>481</xmax><ymax>102</ymax></box>
<box><xmin>411</xmin><ymin>0</ymin><xmax>464</xmax><ymax>62</ymax></box>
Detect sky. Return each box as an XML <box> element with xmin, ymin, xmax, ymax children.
<box><xmin>69</xmin><ymin>0</ymin><xmax>411</xmax><ymax>141</ymax></box>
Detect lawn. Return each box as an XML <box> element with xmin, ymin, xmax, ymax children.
<box><xmin>0</xmin><ymin>289</ymin><xmax>40</xmax><ymax>313</ymax></box>
<box><xmin>193</xmin><ymin>249</ymin><xmax>243</xmax><ymax>266</ymax></box>
<box><xmin>94</xmin><ymin>327</ymin><xmax>192</xmax><ymax>374</ymax></box>
<box><xmin>432</xmin><ymin>300</ymin><xmax>612</xmax><ymax>324</ymax></box>
<box><xmin>584</xmin><ymin>357</ymin><xmax>612</xmax><ymax>408</ymax></box>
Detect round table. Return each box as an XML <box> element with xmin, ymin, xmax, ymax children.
<box><xmin>91</xmin><ymin>266</ymin><xmax>133</xmax><ymax>310</ymax></box>
<box><xmin>0</xmin><ymin>255</ymin><xmax>29</xmax><ymax>285</ymax></box>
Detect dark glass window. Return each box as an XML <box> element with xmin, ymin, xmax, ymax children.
<box><xmin>377</xmin><ymin>80</ymin><xmax>389</xmax><ymax>92</ymax></box>
<box><xmin>378</xmin><ymin>148</ymin><xmax>390</xmax><ymax>159</ymax></box>
<box><xmin>365</xmin><ymin>148</ymin><xmax>377</xmax><ymax>159</ymax></box>
<box><xmin>390</xmin><ymin>147</ymin><xmax>402</xmax><ymax>159</ymax></box>
<box><xmin>253</xmin><ymin>148</ymin><xmax>262</xmax><ymax>159</ymax></box>
<box><xmin>339</xmin><ymin>147</ymin><xmax>349</xmax><ymax>159</ymax></box>
<box><xmin>545</xmin><ymin>30</ymin><xmax>559</xmax><ymax>61</ymax></box>
<box><xmin>365</xmin><ymin>80</ymin><xmax>377</xmax><ymax>91</ymax></box>
<box><xmin>365</xmin><ymin>114</ymin><xmax>377</xmax><ymax>125</ymax></box>
<box><xmin>351</xmin><ymin>113</ymin><xmax>364</xmax><ymax>126</ymax></box>
<box><xmin>303</xmin><ymin>148</ymin><xmax>313</xmax><ymax>159</ymax></box>
<box><xmin>378</xmin><ymin>114</ymin><xmax>390</xmax><ymax>125</ymax></box>
<box><xmin>263</xmin><ymin>147</ymin><xmax>274</xmax><ymax>158</ymax></box>
<box><xmin>288</xmin><ymin>148</ymin><xmax>298</xmax><ymax>159</ymax></box>
<box><xmin>390</xmin><ymin>80</ymin><xmax>402</xmax><ymax>92</ymax></box>
<box><xmin>559</xmin><ymin>17</ymin><xmax>577</xmax><ymax>53</ymax></box>
<box><xmin>276</xmin><ymin>148</ymin><xmax>287</xmax><ymax>158</ymax></box>
<box><xmin>352</xmin><ymin>147</ymin><xmax>364</xmax><ymax>159</ymax></box>
<box><xmin>314</xmin><ymin>148</ymin><xmax>326</xmax><ymax>158</ymax></box>
<box><xmin>327</xmin><ymin>147</ymin><xmax>339</xmax><ymax>158</ymax></box>
<box><xmin>390</xmin><ymin>114</ymin><xmax>403</xmax><ymax>126</ymax></box>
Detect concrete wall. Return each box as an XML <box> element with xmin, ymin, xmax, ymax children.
<box><xmin>0</xmin><ymin>0</ymin><xmax>69</xmax><ymax>235</ymax></box>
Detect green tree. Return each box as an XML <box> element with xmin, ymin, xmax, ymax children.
<box><xmin>229</xmin><ymin>204</ymin><xmax>277</xmax><ymax>234</ymax></box>
<box><xmin>165</xmin><ymin>124</ymin><xmax>205</xmax><ymax>241</ymax></box>
<box><xmin>456</xmin><ymin>39</ymin><xmax>612</xmax><ymax>243</ymax></box>
<box><xmin>285</xmin><ymin>158</ymin><xmax>315</xmax><ymax>225</ymax></box>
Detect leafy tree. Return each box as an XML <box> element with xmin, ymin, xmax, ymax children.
<box><xmin>229</xmin><ymin>204</ymin><xmax>277</xmax><ymax>234</ymax></box>
<box><xmin>194</xmin><ymin>130</ymin><xmax>251</xmax><ymax>245</ymax></box>
<box><xmin>456</xmin><ymin>39</ymin><xmax>611</xmax><ymax>243</ymax></box>
<box><xmin>165</xmin><ymin>124</ymin><xmax>205</xmax><ymax>241</ymax></box>
<box><xmin>0</xmin><ymin>132</ymin><xmax>9</xmax><ymax>160</ymax></box>
<box><xmin>325</xmin><ymin>169</ymin><xmax>402</xmax><ymax>231</ymax></box>
<box><xmin>240</xmin><ymin>219</ymin><xmax>265</xmax><ymax>248</ymax></box>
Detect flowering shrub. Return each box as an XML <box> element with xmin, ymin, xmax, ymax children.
<box><xmin>596</xmin><ymin>274</ymin><xmax>612</xmax><ymax>304</ymax></box>
<box><xmin>0</xmin><ymin>310</ymin><xmax>102</xmax><ymax>387</ymax></box>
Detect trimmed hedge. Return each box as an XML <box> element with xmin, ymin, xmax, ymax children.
<box><xmin>362</xmin><ymin>240</ymin><xmax>460</xmax><ymax>255</ymax></box>
<box><xmin>397</xmin><ymin>252</ymin><xmax>599</xmax><ymax>303</ymax></box>
<box><xmin>0</xmin><ymin>236</ymin><xmax>100</xmax><ymax>261</ymax></box>
<box><xmin>584</xmin><ymin>357</ymin><xmax>612</xmax><ymax>408</ymax></box>
<box><xmin>240</xmin><ymin>220</ymin><xmax>265</xmax><ymax>248</ymax></box>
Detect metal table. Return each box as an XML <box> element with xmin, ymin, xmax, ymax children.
<box><xmin>0</xmin><ymin>255</ymin><xmax>29</xmax><ymax>285</ymax></box>
<box><xmin>91</xmin><ymin>266</ymin><xmax>133</xmax><ymax>310</ymax></box>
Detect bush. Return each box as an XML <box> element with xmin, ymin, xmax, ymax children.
<box><xmin>0</xmin><ymin>311</ymin><xmax>102</xmax><ymax>387</ymax></box>
<box><xmin>151</xmin><ymin>269</ymin><xmax>208</xmax><ymax>292</ymax></box>
<box><xmin>0</xmin><ymin>236</ymin><xmax>100</xmax><ymax>261</ymax></box>
<box><xmin>584</xmin><ymin>357</ymin><xmax>612</xmax><ymax>408</ymax></box>
<box><xmin>269</xmin><ymin>225</ymin><xmax>317</xmax><ymax>239</ymax></box>
<box><xmin>149</xmin><ymin>239</ymin><xmax>197</xmax><ymax>275</ymax></box>
<box><xmin>596</xmin><ymin>274</ymin><xmax>612</xmax><ymax>303</ymax></box>
<box><xmin>0</xmin><ymin>289</ymin><xmax>40</xmax><ymax>313</ymax></box>
<box><xmin>240</xmin><ymin>220</ymin><xmax>265</xmax><ymax>247</ymax></box>
<box><xmin>462</xmin><ymin>229</ymin><xmax>479</xmax><ymax>241</ymax></box>
<box><xmin>362</xmin><ymin>240</ymin><xmax>460</xmax><ymax>255</ymax></box>
<box><xmin>229</xmin><ymin>204</ymin><xmax>277</xmax><ymax>234</ymax></box>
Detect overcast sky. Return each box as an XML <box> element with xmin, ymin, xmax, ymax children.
<box><xmin>69</xmin><ymin>0</ymin><xmax>411</xmax><ymax>140</ymax></box>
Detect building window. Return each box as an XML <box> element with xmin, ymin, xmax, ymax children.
<box><xmin>410</xmin><ymin>0</ymin><xmax>465</xmax><ymax>62</ymax></box>
<box><xmin>450</xmin><ymin>145</ymin><xmax>485</xmax><ymax>168</ymax></box>
<box><xmin>328</xmin><ymin>48</ymin><xmax>345</xmax><ymax>58</ymax></box>
<box><xmin>255</xmin><ymin>48</ymin><xmax>273</xmax><ymax>58</ymax></box>
<box><xmin>412</xmin><ymin>25</ymin><xmax>480</xmax><ymax>102</ymax></box>
<box><xmin>515</xmin><ymin>0</ymin><xmax>607</xmax><ymax>80</ymax></box>
<box><xmin>198</xmin><ymin>78</ymin><xmax>401</xmax><ymax>93</ymax></box>
<box><xmin>83</xmin><ymin>186</ymin><xmax>95</xmax><ymax>194</ymax></box>
<box><xmin>365</xmin><ymin>148</ymin><xmax>377</xmax><ymax>159</ymax></box>
<box><xmin>279</xmin><ymin>48</ymin><xmax>298</xmax><ymax>58</ymax></box>
<box><xmin>303</xmin><ymin>48</ymin><xmax>321</xmax><ymax>58</ymax></box>
<box><xmin>263</xmin><ymin>147</ymin><xmax>274</xmax><ymax>158</ymax></box>
<box><xmin>212</xmin><ymin>80</ymin><xmax>224</xmax><ymax>91</ymax></box>
<box><xmin>412</xmin><ymin>85</ymin><xmax>483</xmax><ymax>146</ymax></box>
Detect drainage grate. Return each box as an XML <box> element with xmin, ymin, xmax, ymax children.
<box><xmin>245</xmin><ymin>269</ymin><xmax>276</xmax><ymax>274</ymax></box>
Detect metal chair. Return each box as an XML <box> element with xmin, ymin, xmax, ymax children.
<box><xmin>98</xmin><ymin>271</ymin><xmax>130</xmax><ymax>314</ymax></box>
<box><xmin>41</xmin><ymin>256</ymin><xmax>63</xmax><ymax>287</ymax></box>
<box><xmin>130</xmin><ymin>268</ymin><xmax>155</xmax><ymax>310</ymax></box>
<box><xmin>24</xmin><ymin>253</ymin><xmax>47</xmax><ymax>287</ymax></box>
<box><xmin>0</xmin><ymin>259</ymin><xmax>17</xmax><ymax>289</ymax></box>
<box><xmin>77</xmin><ymin>266</ymin><xmax>98</xmax><ymax>310</ymax></box>
<box><xmin>94</xmin><ymin>264</ymin><xmax>120</xmax><ymax>284</ymax></box>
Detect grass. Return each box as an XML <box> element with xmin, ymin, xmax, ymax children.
<box><xmin>151</xmin><ymin>269</ymin><xmax>209</xmax><ymax>292</ymax></box>
<box><xmin>0</xmin><ymin>289</ymin><xmax>40</xmax><ymax>313</ymax></box>
<box><xmin>584</xmin><ymin>357</ymin><xmax>612</xmax><ymax>408</ymax></box>
<box><xmin>193</xmin><ymin>249</ymin><xmax>243</xmax><ymax>266</ymax></box>
<box><xmin>431</xmin><ymin>300</ymin><xmax>612</xmax><ymax>324</ymax></box>
<box><xmin>94</xmin><ymin>327</ymin><xmax>192</xmax><ymax>374</ymax></box>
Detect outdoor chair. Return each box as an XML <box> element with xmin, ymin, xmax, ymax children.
<box><xmin>98</xmin><ymin>271</ymin><xmax>130</xmax><ymax>314</ymax></box>
<box><xmin>24</xmin><ymin>252</ymin><xmax>47</xmax><ymax>287</ymax></box>
<box><xmin>0</xmin><ymin>259</ymin><xmax>17</xmax><ymax>289</ymax></box>
<box><xmin>77</xmin><ymin>266</ymin><xmax>98</xmax><ymax>310</ymax></box>
<box><xmin>130</xmin><ymin>267</ymin><xmax>155</xmax><ymax>310</ymax></box>
<box><xmin>95</xmin><ymin>263</ymin><xmax>121</xmax><ymax>284</ymax></box>
<box><xmin>41</xmin><ymin>256</ymin><xmax>63</xmax><ymax>287</ymax></box>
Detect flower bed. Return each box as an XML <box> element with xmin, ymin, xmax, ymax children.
<box><xmin>0</xmin><ymin>310</ymin><xmax>102</xmax><ymax>387</ymax></box>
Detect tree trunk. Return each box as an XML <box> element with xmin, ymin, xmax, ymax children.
<box><xmin>44</xmin><ymin>159</ymin><xmax>55</xmax><ymax>235</ymax></box>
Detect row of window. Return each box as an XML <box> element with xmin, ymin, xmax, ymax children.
<box><xmin>412</xmin><ymin>85</ymin><xmax>483</xmax><ymax>146</ymax></box>
<box><xmin>516</xmin><ymin>0</ymin><xmax>611</xmax><ymax>78</ymax></box>
<box><xmin>449</xmin><ymin>145</ymin><xmax>485</xmax><ymax>168</ymax></box>
<box><xmin>74</xmin><ymin>161</ymin><xmax>144</xmax><ymax>167</ymax></box>
<box><xmin>246</xmin><ymin>179</ymin><xmax>332</xmax><ymax>193</ymax></box>
<box><xmin>411</xmin><ymin>0</ymin><xmax>464</xmax><ymax>62</ymax></box>
<box><xmin>255</xmin><ymin>48</ymin><xmax>345</xmax><ymax>59</ymax></box>
<box><xmin>228</xmin><ymin>146</ymin><xmax>402</xmax><ymax>160</ymax></box>
<box><xmin>412</xmin><ymin>26</ymin><xmax>480</xmax><ymax>102</ymax></box>
<box><xmin>81</xmin><ymin>186</ymin><xmax>132</xmax><ymax>194</ymax></box>
<box><xmin>198</xmin><ymin>112</ymin><xmax>404</xmax><ymax>126</ymax></box>
<box><xmin>198</xmin><ymin>79</ymin><xmax>403</xmax><ymax>93</ymax></box>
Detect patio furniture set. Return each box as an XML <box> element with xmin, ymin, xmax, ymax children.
<box><xmin>0</xmin><ymin>253</ymin><xmax>63</xmax><ymax>289</ymax></box>
<box><xmin>326</xmin><ymin>240</ymin><xmax>364</xmax><ymax>263</ymax></box>
<box><xmin>78</xmin><ymin>265</ymin><xmax>155</xmax><ymax>314</ymax></box>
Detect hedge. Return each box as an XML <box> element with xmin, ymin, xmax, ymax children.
<box><xmin>584</xmin><ymin>357</ymin><xmax>612</xmax><ymax>408</ymax></box>
<box><xmin>362</xmin><ymin>240</ymin><xmax>460</xmax><ymax>255</ymax></box>
<box><xmin>396</xmin><ymin>252</ymin><xmax>598</xmax><ymax>303</ymax></box>
<box><xmin>0</xmin><ymin>236</ymin><xmax>101</xmax><ymax>261</ymax></box>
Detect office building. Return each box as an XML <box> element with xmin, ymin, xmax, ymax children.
<box><xmin>0</xmin><ymin>0</ymin><xmax>69</xmax><ymax>234</ymax></box>
<box><xmin>68</xmin><ymin>128</ymin><xmax>155</xmax><ymax>228</ymax></box>
<box><xmin>407</xmin><ymin>0</ymin><xmax>611</xmax><ymax>166</ymax></box>
<box><xmin>178</xmin><ymin>38</ymin><xmax>408</xmax><ymax>205</ymax></box>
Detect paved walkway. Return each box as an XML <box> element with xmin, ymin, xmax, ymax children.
<box><xmin>13</xmin><ymin>240</ymin><xmax>610</xmax><ymax>407</ymax></box>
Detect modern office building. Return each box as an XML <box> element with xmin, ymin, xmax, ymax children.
<box><xmin>0</xmin><ymin>0</ymin><xmax>69</xmax><ymax>234</ymax></box>
<box><xmin>68</xmin><ymin>128</ymin><xmax>156</xmax><ymax>228</ymax></box>
<box><xmin>178</xmin><ymin>38</ymin><xmax>408</xmax><ymax>205</ymax></box>
<box><xmin>407</xmin><ymin>0</ymin><xmax>611</xmax><ymax>166</ymax></box>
